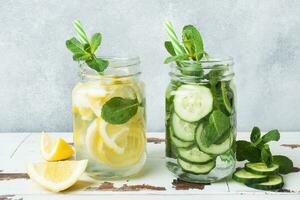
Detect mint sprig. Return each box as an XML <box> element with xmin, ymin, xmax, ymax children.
<box><xmin>66</xmin><ymin>20</ymin><xmax>108</xmax><ymax>73</ymax></box>
<box><xmin>236</xmin><ymin>127</ymin><xmax>294</xmax><ymax>174</ymax></box>
<box><xmin>164</xmin><ymin>21</ymin><xmax>208</xmax><ymax>64</ymax></box>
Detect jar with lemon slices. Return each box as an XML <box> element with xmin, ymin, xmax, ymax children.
<box><xmin>72</xmin><ymin>56</ymin><xmax>146</xmax><ymax>179</ymax></box>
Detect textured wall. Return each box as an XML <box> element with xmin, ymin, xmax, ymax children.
<box><xmin>0</xmin><ymin>0</ymin><xmax>299</xmax><ymax>132</ymax></box>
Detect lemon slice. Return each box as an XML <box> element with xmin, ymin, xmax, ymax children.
<box><xmin>41</xmin><ymin>133</ymin><xmax>74</xmax><ymax>161</ymax></box>
<box><xmin>75</xmin><ymin>106</ymin><xmax>95</xmax><ymax>121</ymax></box>
<box><xmin>99</xmin><ymin>120</ymin><xmax>129</xmax><ymax>154</ymax></box>
<box><xmin>86</xmin><ymin>85</ymin><xmax>107</xmax><ymax>117</ymax></box>
<box><xmin>87</xmin><ymin>118</ymin><xmax>129</xmax><ymax>155</ymax></box>
<box><xmin>86</xmin><ymin>118</ymin><xmax>108</xmax><ymax>164</ymax></box>
<box><xmin>85</xmin><ymin>117</ymin><xmax>145</xmax><ymax>168</ymax></box>
<box><xmin>72</xmin><ymin>82</ymin><xmax>106</xmax><ymax>119</ymax></box>
<box><xmin>27</xmin><ymin>160</ymin><xmax>88</xmax><ymax>192</ymax></box>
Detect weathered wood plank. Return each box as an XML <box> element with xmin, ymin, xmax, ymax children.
<box><xmin>0</xmin><ymin>133</ymin><xmax>31</xmax><ymax>162</ymax></box>
<box><xmin>0</xmin><ymin>132</ymin><xmax>299</xmax><ymax>198</ymax></box>
<box><xmin>3</xmin><ymin>193</ymin><xmax>300</xmax><ymax>200</ymax></box>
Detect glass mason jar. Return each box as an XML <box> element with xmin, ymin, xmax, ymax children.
<box><xmin>72</xmin><ymin>57</ymin><xmax>146</xmax><ymax>179</ymax></box>
<box><xmin>165</xmin><ymin>57</ymin><xmax>236</xmax><ymax>183</ymax></box>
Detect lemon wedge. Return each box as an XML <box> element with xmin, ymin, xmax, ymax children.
<box><xmin>27</xmin><ymin>160</ymin><xmax>88</xmax><ymax>192</ymax></box>
<box><xmin>41</xmin><ymin>133</ymin><xmax>74</xmax><ymax>161</ymax></box>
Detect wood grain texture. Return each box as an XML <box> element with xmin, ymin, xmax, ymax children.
<box><xmin>0</xmin><ymin>132</ymin><xmax>299</xmax><ymax>200</ymax></box>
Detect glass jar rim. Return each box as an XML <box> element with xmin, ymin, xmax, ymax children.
<box><xmin>170</xmin><ymin>56</ymin><xmax>233</xmax><ymax>69</ymax></box>
<box><xmin>169</xmin><ymin>55</ymin><xmax>234</xmax><ymax>83</ymax></box>
<box><xmin>99</xmin><ymin>55</ymin><xmax>140</xmax><ymax>68</ymax></box>
<box><xmin>79</xmin><ymin>55</ymin><xmax>141</xmax><ymax>81</ymax></box>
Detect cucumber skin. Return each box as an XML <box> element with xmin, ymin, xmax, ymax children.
<box><xmin>171</xmin><ymin>113</ymin><xmax>196</xmax><ymax>142</ymax></box>
<box><xmin>232</xmin><ymin>170</ymin><xmax>269</xmax><ymax>184</ymax></box>
<box><xmin>165</xmin><ymin>91</ymin><xmax>174</xmax><ymax>158</ymax></box>
<box><xmin>245</xmin><ymin>175</ymin><xmax>284</xmax><ymax>191</ymax></box>
<box><xmin>246</xmin><ymin>182</ymin><xmax>284</xmax><ymax>191</ymax></box>
<box><xmin>177</xmin><ymin>146</ymin><xmax>214</xmax><ymax>164</ymax></box>
<box><xmin>244</xmin><ymin>163</ymin><xmax>279</xmax><ymax>175</ymax></box>
<box><xmin>178</xmin><ymin>155</ymin><xmax>213</xmax><ymax>165</ymax></box>
<box><xmin>178</xmin><ymin>159</ymin><xmax>216</xmax><ymax>175</ymax></box>
<box><xmin>168</xmin><ymin>126</ymin><xmax>193</xmax><ymax>158</ymax></box>
<box><xmin>170</xmin><ymin>124</ymin><xmax>194</xmax><ymax>148</ymax></box>
<box><xmin>171</xmin><ymin>136</ymin><xmax>194</xmax><ymax>148</ymax></box>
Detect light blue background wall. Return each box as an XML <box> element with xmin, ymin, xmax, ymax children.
<box><xmin>0</xmin><ymin>0</ymin><xmax>299</xmax><ymax>132</ymax></box>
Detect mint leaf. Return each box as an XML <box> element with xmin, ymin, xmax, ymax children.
<box><xmin>182</xmin><ymin>25</ymin><xmax>204</xmax><ymax>61</ymax></box>
<box><xmin>86</xmin><ymin>57</ymin><xmax>108</xmax><ymax>73</ymax></box>
<box><xmin>201</xmin><ymin>123</ymin><xmax>217</xmax><ymax>147</ymax></box>
<box><xmin>236</xmin><ymin>140</ymin><xmax>261</xmax><ymax>162</ymax></box>
<box><xmin>101</xmin><ymin>97</ymin><xmax>139</xmax><ymax>124</ymax></box>
<box><xmin>273</xmin><ymin>155</ymin><xmax>294</xmax><ymax>174</ymax></box>
<box><xmin>90</xmin><ymin>33</ymin><xmax>102</xmax><ymax>53</ymax></box>
<box><xmin>179</xmin><ymin>63</ymin><xmax>204</xmax><ymax>77</ymax></box>
<box><xmin>207</xmin><ymin>68</ymin><xmax>224</xmax><ymax>86</ymax></box>
<box><xmin>261</xmin><ymin>129</ymin><xmax>280</xmax><ymax>143</ymax></box>
<box><xmin>83</xmin><ymin>43</ymin><xmax>91</xmax><ymax>53</ymax></box>
<box><xmin>209</xmin><ymin>110</ymin><xmax>230</xmax><ymax>135</ymax></box>
<box><xmin>261</xmin><ymin>144</ymin><xmax>272</xmax><ymax>166</ymax></box>
<box><xmin>250</xmin><ymin>126</ymin><xmax>261</xmax><ymax>143</ymax></box>
<box><xmin>257</xmin><ymin>129</ymin><xmax>280</xmax><ymax>147</ymax></box>
<box><xmin>164</xmin><ymin>41</ymin><xmax>176</xmax><ymax>56</ymax></box>
<box><xmin>214</xmin><ymin>128</ymin><xmax>231</xmax><ymax>144</ymax></box>
<box><xmin>202</xmin><ymin>110</ymin><xmax>230</xmax><ymax>146</ymax></box>
<box><xmin>66</xmin><ymin>37</ymin><xmax>86</xmax><ymax>55</ymax></box>
<box><xmin>164</xmin><ymin>55</ymin><xmax>187</xmax><ymax>64</ymax></box>
<box><xmin>73</xmin><ymin>53</ymin><xmax>91</xmax><ymax>61</ymax></box>
<box><xmin>73</xmin><ymin>20</ymin><xmax>89</xmax><ymax>44</ymax></box>
<box><xmin>236</xmin><ymin>140</ymin><xmax>249</xmax><ymax>161</ymax></box>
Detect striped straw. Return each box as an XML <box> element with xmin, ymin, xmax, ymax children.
<box><xmin>164</xmin><ymin>21</ymin><xmax>185</xmax><ymax>55</ymax></box>
<box><xmin>73</xmin><ymin>20</ymin><xmax>89</xmax><ymax>44</ymax></box>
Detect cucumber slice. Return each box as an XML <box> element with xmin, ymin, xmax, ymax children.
<box><xmin>170</xmin><ymin>128</ymin><xmax>193</xmax><ymax>148</ymax></box>
<box><xmin>177</xmin><ymin>158</ymin><xmax>216</xmax><ymax>175</ymax></box>
<box><xmin>195</xmin><ymin>124</ymin><xmax>233</xmax><ymax>155</ymax></box>
<box><xmin>221</xmin><ymin>81</ymin><xmax>233</xmax><ymax>113</ymax></box>
<box><xmin>245</xmin><ymin>162</ymin><xmax>279</xmax><ymax>175</ymax></box>
<box><xmin>232</xmin><ymin>169</ymin><xmax>269</xmax><ymax>184</ymax></box>
<box><xmin>172</xmin><ymin>113</ymin><xmax>197</xmax><ymax>142</ymax></box>
<box><xmin>177</xmin><ymin>146</ymin><xmax>213</xmax><ymax>164</ymax></box>
<box><xmin>174</xmin><ymin>84</ymin><xmax>213</xmax><ymax>122</ymax></box>
<box><xmin>246</xmin><ymin>175</ymin><xmax>284</xmax><ymax>190</ymax></box>
<box><xmin>229</xmin><ymin>81</ymin><xmax>237</xmax><ymax>107</ymax></box>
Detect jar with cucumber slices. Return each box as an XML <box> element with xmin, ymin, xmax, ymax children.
<box><xmin>66</xmin><ymin>21</ymin><xmax>146</xmax><ymax>179</ymax></box>
<box><xmin>164</xmin><ymin>22</ymin><xmax>237</xmax><ymax>183</ymax></box>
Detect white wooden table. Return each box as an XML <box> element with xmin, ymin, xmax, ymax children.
<box><xmin>0</xmin><ymin>132</ymin><xmax>300</xmax><ymax>200</ymax></box>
